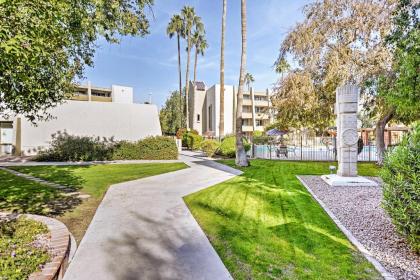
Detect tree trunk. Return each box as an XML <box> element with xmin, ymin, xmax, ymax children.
<box><xmin>235</xmin><ymin>0</ymin><xmax>249</xmax><ymax>167</ymax></box>
<box><xmin>177</xmin><ymin>34</ymin><xmax>183</xmax><ymax>129</ymax></box>
<box><xmin>194</xmin><ymin>47</ymin><xmax>198</xmax><ymax>83</ymax></box>
<box><xmin>219</xmin><ymin>0</ymin><xmax>227</xmax><ymax>139</ymax></box>
<box><xmin>376</xmin><ymin>110</ymin><xmax>394</xmax><ymax>165</ymax></box>
<box><xmin>185</xmin><ymin>33</ymin><xmax>191</xmax><ymax>130</ymax></box>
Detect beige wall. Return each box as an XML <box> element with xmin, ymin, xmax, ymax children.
<box><xmin>19</xmin><ymin>101</ymin><xmax>161</xmax><ymax>155</ymax></box>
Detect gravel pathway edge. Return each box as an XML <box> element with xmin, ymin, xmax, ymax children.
<box><xmin>296</xmin><ymin>175</ymin><xmax>395</xmax><ymax>280</ymax></box>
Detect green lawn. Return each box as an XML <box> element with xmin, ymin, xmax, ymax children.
<box><xmin>184</xmin><ymin>160</ymin><xmax>382</xmax><ymax>280</ymax></box>
<box><xmin>2</xmin><ymin>163</ymin><xmax>187</xmax><ymax>242</ymax></box>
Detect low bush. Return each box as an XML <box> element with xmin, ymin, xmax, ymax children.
<box><xmin>217</xmin><ymin>135</ymin><xmax>251</xmax><ymax>158</ymax></box>
<box><xmin>0</xmin><ymin>216</ymin><xmax>50</xmax><ymax>279</ymax></box>
<box><xmin>35</xmin><ymin>131</ymin><xmax>115</xmax><ymax>161</ymax></box>
<box><xmin>36</xmin><ymin>133</ymin><xmax>178</xmax><ymax>161</ymax></box>
<box><xmin>200</xmin><ymin>139</ymin><xmax>220</xmax><ymax>157</ymax></box>
<box><xmin>381</xmin><ymin>124</ymin><xmax>420</xmax><ymax>253</ymax></box>
<box><xmin>180</xmin><ymin>131</ymin><xmax>203</xmax><ymax>150</ymax></box>
<box><xmin>113</xmin><ymin>136</ymin><xmax>178</xmax><ymax>160</ymax></box>
<box><xmin>176</xmin><ymin>128</ymin><xmax>198</xmax><ymax>140</ymax></box>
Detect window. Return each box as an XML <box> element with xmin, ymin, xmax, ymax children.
<box><xmin>255</xmin><ymin>107</ymin><xmax>265</xmax><ymax>113</ymax></box>
<box><xmin>197</xmin><ymin>114</ymin><xmax>200</xmax><ymax>122</ymax></box>
<box><xmin>256</xmin><ymin>120</ymin><xmax>264</xmax><ymax>126</ymax></box>
<box><xmin>255</xmin><ymin>96</ymin><xmax>267</xmax><ymax>101</ymax></box>
<box><xmin>208</xmin><ymin>105</ymin><xmax>213</xmax><ymax>131</ymax></box>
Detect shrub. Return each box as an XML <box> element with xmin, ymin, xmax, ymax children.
<box><xmin>0</xmin><ymin>216</ymin><xmax>49</xmax><ymax>280</ymax></box>
<box><xmin>217</xmin><ymin>135</ymin><xmax>251</xmax><ymax>158</ymax></box>
<box><xmin>181</xmin><ymin>132</ymin><xmax>203</xmax><ymax>150</ymax></box>
<box><xmin>200</xmin><ymin>139</ymin><xmax>220</xmax><ymax>157</ymax></box>
<box><xmin>35</xmin><ymin>131</ymin><xmax>115</xmax><ymax>161</ymax></box>
<box><xmin>380</xmin><ymin>124</ymin><xmax>420</xmax><ymax>253</ymax></box>
<box><xmin>176</xmin><ymin>128</ymin><xmax>198</xmax><ymax>139</ymax></box>
<box><xmin>113</xmin><ymin>136</ymin><xmax>178</xmax><ymax>160</ymax></box>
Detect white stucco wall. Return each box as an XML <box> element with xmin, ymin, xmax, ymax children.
<box><xmin>111</xmin><ymin>85</ymin><xmax>133</xmax><ymax>104</ymax></box>
<box><xmin>204</xmin><ymin>84</ymin><xmax>234</xmax><ymax>137</ymax></box>
<box><xmin>20</xmin><ymin>101</ymin><xmax>161</xmax><ymax>154</ymax></box>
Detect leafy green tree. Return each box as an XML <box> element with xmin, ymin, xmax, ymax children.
<box><xmin>0</xmin><ymin>0</ymin><xmax>153</xmax><ymax>121</ymax></box>
<box><xmin>273</xmin><ymin>0</ymin><xmax>398</xmax><ymax>164</ymax></box>
<box><xmin>167</xmin><ymin>14</ymin><xmax>185</xmax><ymax>128</ymax></box>
<box><xmin>159</xmin><ymin>90</ymin><xmax>186</xmax><ymax>135</ymax></box>
<box><xmin>385</xmin><ymin>0</ymin><xmax>419</xmax><ymax>122</ymax></box>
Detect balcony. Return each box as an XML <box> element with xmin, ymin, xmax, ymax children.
<box><xmin>242</xmin><ymin>99</ymin><xmax>252</xmax><ymax>106</ymax></box>
<box><xmin>91</xmin><ymin>95</ymin><xmax>112</xmax><ymax>102</ymax></box>
<box><xmin>242</xmin><ymin>112</ymin><xmax>253</xmax><ymax>119</ymax></box>
<box><xmin>242</xmin><ymin>125</ymin><xmax>254</xmax><ymax>132</ymax></box>
<box><xmin>254</xmin><ymin>100</ymin><xmax>269</xmax><ymax>107</ymax></box>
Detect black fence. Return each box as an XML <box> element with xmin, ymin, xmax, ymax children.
<box><xmin>250</xmin><ymin>130</ymin><xmax>406</xmax><ymax>162</ymax></box>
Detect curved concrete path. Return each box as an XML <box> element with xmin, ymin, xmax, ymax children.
<box><xmin>64</xmin><ymin>151</ymin><xmax>241</xmax><ymax>280</ymax></box>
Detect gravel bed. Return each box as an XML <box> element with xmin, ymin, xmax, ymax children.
<box><xmin>299</xmin><ymin>175</ymin><xmax>419</xmax><ymax>280</ymax></box>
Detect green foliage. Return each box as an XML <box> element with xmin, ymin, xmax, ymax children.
<box><xmin>185</xmin><ymin>160</ymin><xmax>381</xmax><ymax>279</ymax></box>
<box><xmin>0</xmin><ymin>0</ymin><xmax>153</xmax><ymax>121</ymax></box>
<box><xmin>35</xmin><ymin>131</ymin><xmax>116</xmax><ymax>161</ymax></box>
<box><xmin>113</xmin><ymin>136</ymin><xmax>178</xmax><ymax>160</ymax></box>
<box><xmin>217</xmin><ymin>135</ymin><xmax>250</xmax><ymax>158</ymax></box>
<box><xmin>176</xmin><ymin>128</ymin><xmax>198</xmax><ymax>140</ymax></box>
<box><xmin>160</xmin><ymin>90</ymin><xmax>186</xmax><ymax>135</ymax></box>
<box><xmin>384</xmin><ymin>0</ymin><xmax>420</xmax><ymax>123</ymax></box>
<box><xmin>0</xmin><ymin>216</ymin><xmax>49</xmax><ymax>279</ymax></box>
<box><xmin>200</xmin><ymin>139</ymin><xmax>220</xmax><ymax>157</ymax></box>
<box><xmin>36</xmin><ymin>133</ymin><xmax>178</xmax><ymax>161</ymax></box>
<box><xmin>183</xmin><ymin>133</ymin><xmax>203</xmax><ymax>150</ymax></box>
<box><xmin>381</xmin><ymin>123</ymin><xmax>420</xmax><ymax>253</ymax></box>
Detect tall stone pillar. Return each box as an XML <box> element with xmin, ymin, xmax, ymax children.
<box><xmin>336</xmin><ymin>85</ymin><xmax>359</xmax><ymax>177</ymax></box>
<box><xmin>321</xmin><ymin>84</ymin><xmax>378</xmax><ymax>187</ymax></box>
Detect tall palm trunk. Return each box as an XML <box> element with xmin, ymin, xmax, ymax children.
<box><xmin>376</xmin><ymin>110</ymin><xmax>394</xmax><ymax>165</ymax></box>
<box><xmin>193</xmin><ymin>47</ymin><xmax>198</xmax><ymax>83</ymax></box>
<box><xmin>219</xmin><ymin>0</ymin><xmax>227</xmax><ymax>138</ymax></box>
<box><xmin>235</xmin><ymin>0</ymin><xmax>249</xmax><ymax>167</ymax></box>
<box><xmin>177</xmin><ymin>33</ymin><xmax>183</xmax><ymax>128</ymax></box>
<box><xmin>185</xmin><ymin>34</ymin><xmax>191</xmax><ymax>130</ymax></box>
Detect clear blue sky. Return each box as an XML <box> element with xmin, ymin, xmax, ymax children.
<box><xmin>83</xmin><ymin>0</ymin><xmax>311</xmax><ymax>107</ymax></box>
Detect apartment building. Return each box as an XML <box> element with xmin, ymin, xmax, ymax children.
<box><xmin>189</xmin><ymin>81</ymin><xmax>273</xmax><ymax>137</ymax></box>
<box><xmin>0</xmin><ymin>83</ymin><xmax>161</xmax><ymax>156</ymax></box>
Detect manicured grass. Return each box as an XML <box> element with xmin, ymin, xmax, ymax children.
<box><xmin>0</xmin><ymin>217</ymin><xmax>49</xmax><ymax>279</ymax></box>
<box><xmin>2</xmin><ymin>163</ymin><xmax>187</xmax><ymax>242</ymax></box>
<box><xmin>184</xmin><ymin>160</ymin><xmax>382</xmax><ymax>280</ymax></box>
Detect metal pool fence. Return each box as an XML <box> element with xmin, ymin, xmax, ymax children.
<box><xmin>250</xmin><ymin>130</ymin><xmax>405</xmax><ymax>162</ymax></box>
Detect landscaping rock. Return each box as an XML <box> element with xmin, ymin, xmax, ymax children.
<box><xmin>299</xmin><ymin>176</ymin><xmax>420</xmax><ymax>280</ymax></box>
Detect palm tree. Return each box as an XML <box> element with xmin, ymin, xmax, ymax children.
<box><xmin>244</xmin><ymin>72</ymin><xmax>254</xmax><ymax>91</ymax></box>
<box><xmin>235</xmin><ymin>0</ymin><xmax>249</xmax><ymax>167</ymax></box>
<box><xmin>167</xmin><ymin>15</ymin><xmax>185</xmax><ymax>128</ymax></box>
<box><xmin>181</xmin><ymin>6</ymin><xmax>203</xmax><ymax>129</ymax></box>
<box><xmin>192</xmin><ymin>30</ymin><xmax>208</xmax><ymax>83</ymax></box>
<box><xmin>219</xmin><ymin>0</ymin><xmax>227</xmax><ymax>138</ymax></box>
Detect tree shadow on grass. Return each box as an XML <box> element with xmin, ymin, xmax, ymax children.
<box><xmin>9</xmin><ymin>165</ymin><xmax>87</xmax><ymax>189</ymax></box>
<box><xmin>0</xmin><ymin>169</ymin><xmax>83</xmax><ymax>216</ymax></box>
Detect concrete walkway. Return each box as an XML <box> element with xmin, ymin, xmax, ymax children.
<box><xmin>64</xmin><ymin>151</ymin><xmax>241</xmax><ymax>280</ymax></box>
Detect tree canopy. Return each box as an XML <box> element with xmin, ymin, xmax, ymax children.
<box><xmin>272</xmin><ymin>0</ymin><xmax>398</xmax><ymax>130</ymax></box>
<box><xmin>159</xmin><ymin>90</ymin><xmax>186</xmax><ymax>135</ymax></box>
<box><xmin>0</xmin><ymin>0</ymin><xmax>153</xmax><ymax>121</ymax></box>
<box><xmin>384</xmin><ymin>0</ymin><xmax>420</xmax><ymax>122</ymax></box>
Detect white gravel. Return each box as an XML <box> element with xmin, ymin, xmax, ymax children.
<box><xmin>299</xmin><ymin>176</ymin><xmax>419</xmax><ymax>280</ymax></box>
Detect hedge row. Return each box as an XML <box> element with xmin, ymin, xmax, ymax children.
<box><xmin>35</xmin><ymin>132</ymin><xmax>178</xmax><ymax>161</ymax></box>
